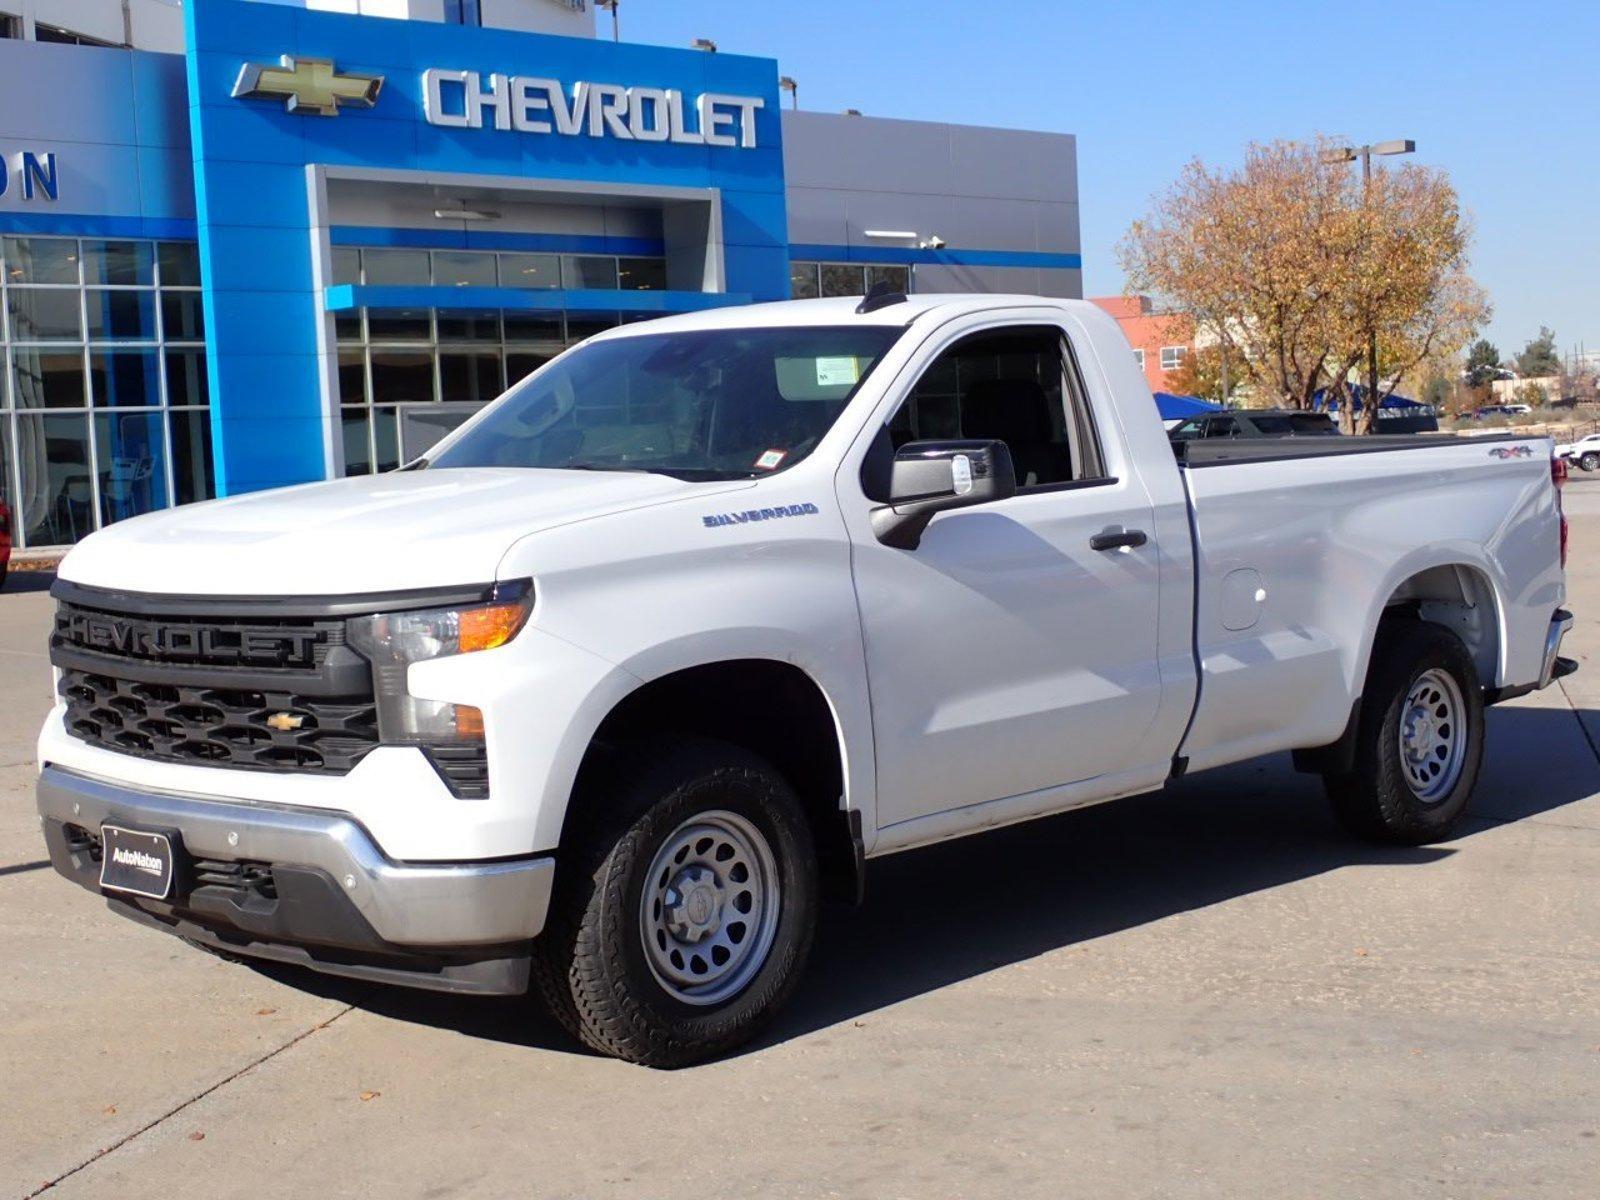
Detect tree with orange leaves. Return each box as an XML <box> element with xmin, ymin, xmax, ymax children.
<box><xmin>1119</xmin><ymin>138</ymin><xmax>1488</xmax><ymax>432</ymax></box>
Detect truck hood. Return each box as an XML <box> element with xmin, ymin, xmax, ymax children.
<box><xmin>59</xmin><ymin>468</ymin><xmax>739</xmax><ymax>596</ymax></box>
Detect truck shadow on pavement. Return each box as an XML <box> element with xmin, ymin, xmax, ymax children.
<box><xmin>255</xmin><ymin>701</ymin><xmax>1598</xmax><ymax>1062</ymax></box>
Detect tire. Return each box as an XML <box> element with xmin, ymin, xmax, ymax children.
<box><xmin>531</xmin><ymin>738</ymin><xmax>819</xmax><ymax>1068</ymax></box>
<box><xmin>1325</xmin><ymin>618</ymin><xmax>1484</xmax><ymax>844</ymax></box>
<box><xmin>1580</xmin><ymin>452</ymin><xmax>1599</xmax><ymax>472</ymax></box>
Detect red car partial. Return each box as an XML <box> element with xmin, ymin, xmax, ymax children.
<box><xmin>0</xmin><ymin>497</ymin><xmax>11</xmax><ymax>590</ymax></box>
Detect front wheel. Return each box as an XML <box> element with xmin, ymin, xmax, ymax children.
<box><xmin>1325</xmin><ymin>618</ymin><xmax>1484</xmax><ymax>844</ymax></box>
<box><xmin>1580</xmin><ymin>452</ymin><xmax>1599</xmax><ymax>472</ymax></box>
<box><xmin>532</xmin><ymin>739</ymin><xmax>818</xmax><ymax>1067</ymax></box>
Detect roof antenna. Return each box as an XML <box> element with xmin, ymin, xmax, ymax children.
<box><xmin>856</xmin><ymin>279</ymin><xmax>907</xmax><ymax>314</ymax></box>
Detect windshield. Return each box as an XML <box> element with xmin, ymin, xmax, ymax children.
<box><xmin>427</xmin><ymin>324</ymin><xmax>903</xmax><ymax>480</ymax></box>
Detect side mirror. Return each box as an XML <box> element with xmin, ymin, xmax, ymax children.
<box><xmin>870</xmin><ymin>439</ymin><xmax>1016</xmax><ymax>550</ymax></box>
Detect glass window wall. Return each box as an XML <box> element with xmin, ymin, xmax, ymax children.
<box><xmin>333</xmin><ymin>246</ymin><xmax>667</xmax><ymax>473</ymax></box>
<box><xmin>0</xmin><ymin>236</ymin><xmax>212</xmax><ymax>548</ymax></box>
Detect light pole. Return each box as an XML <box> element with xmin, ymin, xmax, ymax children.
<box><xmin>779</xmin><ymin>76</ymin><xmax>797</xmax><ymax>110</ymax></box>
<box><xmin>595</xmin><ymin>0</ymin><xmax>618</xmax><ymax>41</ymax></box>
<box><xmin>1323</xmin><ymin>139</ymin><xmax>1416</xmax><ymax>430</ymax></box>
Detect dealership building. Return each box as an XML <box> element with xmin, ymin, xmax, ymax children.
<box><xmin>0</xmin><ymin>0</ymin><xmax>1081</xmax><ymax>550</ymax></box>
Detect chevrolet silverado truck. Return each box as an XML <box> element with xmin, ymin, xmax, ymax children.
<box><xmin>37</xmin><ymin>292</ymin><xmax>1575</xmax><ymax>1067</ymax></box>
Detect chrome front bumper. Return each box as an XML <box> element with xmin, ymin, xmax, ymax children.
<box><xmin>36</xmin><ymin>765</ymin><xmax>554</xmax><ymax>950</ymax></box>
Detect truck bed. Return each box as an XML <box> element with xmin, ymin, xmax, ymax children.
<box><xmin>1175</xmin><ymin>431</ymin><xmax>1536</xmax><ymax>468</ymax></box>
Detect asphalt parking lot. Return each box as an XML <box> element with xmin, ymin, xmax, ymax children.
<box><xmin>3</xmin><ymin>484</ymin><xmax>1599</xmax><ymax>1200</ymax></box>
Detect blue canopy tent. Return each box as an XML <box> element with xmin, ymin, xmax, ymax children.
<box><xmin>1312</xmin><ymin>385</ymin><xmax>1428</xmax><ymax>413</ymax></box>
<box><xmin>1154</xmin><ymin>392</ymin><xmax>1223</xmax><ymax>421</ymax></box>
<box><xmin>1315</xmin><ymin>385</ymin><xmax>1438</xmax><ymax>433</ymax></box>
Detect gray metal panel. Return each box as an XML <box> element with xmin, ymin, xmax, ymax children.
<box><xmin>911</xmin><ymin>263</ymin><xmax>1042</xmax><ymax>294</ymax></box>
<box><xmin>950</xmin><ymin>195</ymin><xmax>1048</xmax><ymax>252</ymax></box>
<box><xmin>948</xmin><ymin>123</ymin><xmax>1078</xmax><ymax>201</ymax></box>
<box><xmin>0</xmin><ymin>42</ymin><xmax>135</xmax><ymax>143</ymax></box>
<box><xmin>0</xmin><ymin>41</ymin><xmax>193</xmax><ymax>221</ymax></box>
<box><xmin>779</xmin><ymin>109</ymin><xmax>1082</xmax><ymax>285</ymax></box>
<box><xmin>1034</xmin><ymin>201</ymin><xmax>1082</xmax><ymax>255</ymax></box>
<box><xmin>782</xmin><ymin>112</ymin><xmax>956</xmax><ymax>195</ymax></box>
<box><xmin>1035</xmin><ymin>267</ymin><xmax>1083</xmax><ymax>300</ymax></box>
<box><xmin>844</xmin><ymin>193</ymin><xmax>957</xmax><ymax>245</ymax></box>
<box><xmin>781</xmin><ymin>186</ymin><xmax>851</xmax><ymax>245</ymax></box>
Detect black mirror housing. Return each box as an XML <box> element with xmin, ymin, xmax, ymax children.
<box><xmin>870</xmin><ymin>439</ymin><xmax>1016</xmax><ymax>549</ymax></box>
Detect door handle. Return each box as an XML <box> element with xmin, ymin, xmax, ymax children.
<box><xmin>1090</xmin><ymin>528</ymin><xmax>1148</xmax><ymax>551</ymax></box>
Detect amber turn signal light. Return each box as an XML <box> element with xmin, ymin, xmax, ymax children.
<box><xmin>458</xmin><ymin>600</ymin><xmax>530</xmax><ymax>654</ymax></box>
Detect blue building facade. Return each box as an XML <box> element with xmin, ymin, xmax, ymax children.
<box><xmin>0</xmin><ymin>0</ymin><xmax>1080</xmax><ymax>548</ymax></box>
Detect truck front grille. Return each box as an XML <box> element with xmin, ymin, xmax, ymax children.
<box><xmin>49</xmin><ymin>586</ymin><xmax>490</xmax><ymax>796</ymax></box>
<box><xmin>59</xmin><ymin>669</ymin><xmax>380</xmax><ymax>774</ymax></box>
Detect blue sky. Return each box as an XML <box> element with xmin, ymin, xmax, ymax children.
<box><xmin>620</xmin><ymin>0</ymin><xmax>1599</xmax><ymax>364</ymax></box>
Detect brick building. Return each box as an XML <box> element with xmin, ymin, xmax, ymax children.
<box><xmin>1090</xmin><ymin>296</ymin><xmax>1196</xmax><ymax>392</ymax></box>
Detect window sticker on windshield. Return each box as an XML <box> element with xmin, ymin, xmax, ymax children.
<box><xmin>754</xmin><ymin>448</ymin><xmax>787</xmax><ymax>471</ymax></box>
<box><xmin>815</xmin><ymin>356</ymin><xmax>861</xmax><ymax>388</ymax></box>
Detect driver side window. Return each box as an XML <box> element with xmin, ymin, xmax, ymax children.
<box><xmin>886</xmin><ymin>325</ymin><xmax>1104</xmax><ymax>489</ymax></box>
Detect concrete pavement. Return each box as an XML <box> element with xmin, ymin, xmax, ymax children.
<box><xmin>2</xmin><ymin>490</ymin><xmax>1597</xmax><ymax>1199</ymax></box>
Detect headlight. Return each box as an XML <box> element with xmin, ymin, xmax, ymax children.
<box><xmin>347</xmin><ymin>580</ymin><xmax>532</xmax><ymax>744</ymax></box>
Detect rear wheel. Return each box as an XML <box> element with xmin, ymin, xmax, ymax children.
<box><xmin>1325</xmin><ymin>619</ymin><xmax>1484</xmax><ymax>844</ymax></box>
<box><xmin>532</xmin><ymin>739</ymin><xmax>818</xmax><ymax>1067</ymax></box>
<box><xmin>1580</xmin><ymin>452</ymin><xmax>1599</xmax><ymax>472</ymax></box>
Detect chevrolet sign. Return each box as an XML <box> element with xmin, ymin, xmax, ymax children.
<box><xmin>422</xmin><ymin>69</ymin><xmax>764</xmax><ymax>148</ymax></box>
<box><xmin>233</xmin><ymin>56</ymin><xmax>384</xmax><ymax>117</ymax></box>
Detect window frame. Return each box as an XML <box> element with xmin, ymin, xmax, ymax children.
<box><xmin>1159</xmin><ymin>344</ymin><xmax>1187</xmax><ymax>372</ymax></box>
<box><xmin>790</xmin><ymin>260</ymin><xmax>911</xmax><ymax>299</ymax></box>
<box><xmin>876</xmin><ymin>321</ymin><xmax>1110</xmax><ymax>497</ymax></box>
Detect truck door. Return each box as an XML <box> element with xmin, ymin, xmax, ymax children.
<box><xmin>844</xmin><ymin>317</ymin><xmax>1166</xmax><ymax>831</ymax></box>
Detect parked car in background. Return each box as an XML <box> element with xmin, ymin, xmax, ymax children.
<box><xmin>1168</xmin><ymin>409</ymin><xmax>1341</xmax><ymax>441</ymax></box>
<box><xmin>1556</xmin><ymin>432</ymin><xmax>1600</xmax><ymax>472</ymax></box>
<box><xmin>1476</xmin><ymin>404</ymin><xmax>1534</xmax><ymax>419</ymax></box>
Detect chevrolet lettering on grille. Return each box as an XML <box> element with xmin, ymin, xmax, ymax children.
<box><xmin>57</xmin><ymin>611</ymin><xmax>321</xmax><ymax>668</ymax></box>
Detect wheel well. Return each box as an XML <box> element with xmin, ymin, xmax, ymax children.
<box><xmin>1383</xmin><ymin>564</ymin><xmax>1500</xmax><ymax>687</ymax></box>
<box><xmin>1294</xmin><ymin>564</ymin><xmax>1500</xmax><ymax>778</ymax></box>
<box><xmin>576</xmin><ymin>660</ymin><xmax>862</xmax><ymax>903</ymax></box>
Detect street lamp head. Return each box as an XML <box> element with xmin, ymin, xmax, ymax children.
<box><xmin>1369</xmin><ymin>138</ymin><xmax>1417</xmax><ymax>157</ymax></box>
<box><xmin>1321</xmin><ymin>146</ymin><xmax>1358</xmax><ymax>164</ymax></box>
<box><xmin>779</xmin><ymin>76</ymin><xmax>797</xmax><ymax>91</ymax></box>
<box><xmin>691</xmin><ymin>37</ymin><xmax>717</xmax><ymax>52</ymax></box>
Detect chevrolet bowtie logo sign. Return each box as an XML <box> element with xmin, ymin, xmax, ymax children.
<box><xmin>232</xmin><ymin>56</ymin><xmax>384</xmax><ymax>117</ymax></box>
<box><xmin>265</xmin><ymin>712</ymin><xmax>305</xmax><ymax>732</ymax></box>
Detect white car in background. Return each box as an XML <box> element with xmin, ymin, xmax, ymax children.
<box><xmin>1555</xmin><ymin>432</ymin><xmax>1600</xmax><ymax>472</ymax></box>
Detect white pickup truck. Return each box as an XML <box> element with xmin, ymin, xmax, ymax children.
<box><xmin>37</xmin><ymin>293</ymin><xmax>1574</xmax><ymax>1066</ymax></box>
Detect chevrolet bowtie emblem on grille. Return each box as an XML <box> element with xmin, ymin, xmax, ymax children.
<box><xmin>232</xmin><ymin>56</ymin><xmax>384</xmax><ymax>117</ymax></box>
<box><xmin>265</xmin><ymin>712</ymin><xmax>305</xmax><ymax>732</ymax></box>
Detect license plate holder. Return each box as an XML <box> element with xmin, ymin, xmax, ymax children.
<box><xmin>99</xmin><ymin>824</ymin><xmax>180</xmax><ymax>900</ymax></box>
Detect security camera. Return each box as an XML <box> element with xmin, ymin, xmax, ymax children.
<box><xmin>921</xmin><ymin>235</ymin><xmax>947</xmax><ymax>250</ymax></box>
